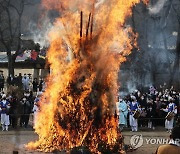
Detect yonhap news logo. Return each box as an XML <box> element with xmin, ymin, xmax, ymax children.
<box><xmin>130</xmin><ymin>134</ymin><xmax>143</xmax><ymax>149</ymax></box>
<box><xmin>130</xmin><ymin>134</ymin><xmax>180</xmax><ymax>149</ymax></box>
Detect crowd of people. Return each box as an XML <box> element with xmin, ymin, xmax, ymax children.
<box><xmin>117</xmin><ymin>86</ymin><xmax>180</xmax><ymax>133</ymax></box>
<box><xmin>0</xmin><ymin>75</ymin><xmax>180</xmax><ymax>133</ymax></box>
<box><xmin>0</xmin><ymin>72</ymin><xmax>45</xmax><ymax>131</ymax></box>
<box><xmin>4</xmin><ymin>73</ymin><xmax>45</xmax><ymax>92</ymax></box>
<box><xmin>0</xmin><ymin>90</ymin><xmax>42</xmax><ymax>131</ymax></box>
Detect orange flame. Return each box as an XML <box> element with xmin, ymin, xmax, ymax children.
<box><xmin>27</xmin><ymin>0</ymin><xmax>148</xmax><ymax>153</ymax></box>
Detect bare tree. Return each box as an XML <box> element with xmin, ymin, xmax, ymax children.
<box><xmin>0</xmin><ymin>0</ymin><xmax>33</xmax><ymax>77</ymax></box>
<box><xmin>170</xmin><ymin>1</ymin><xmax>180</xmax><ymax>88</ymax></box>
<box><xmin>160</xmin><ymin>0</ymin><xmax>180</xmax><ymax>87</ymax></box>
<box><xmin>128</xmin><ymin>0</ymin><xmax>180</xmax><ymax>89</ymax></box>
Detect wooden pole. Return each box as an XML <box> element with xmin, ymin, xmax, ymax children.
<box><xmin>86</xmin><ymin>13</ymin><xmax>91</xmax><ymax>38</ymax></box>
<box><xmin>90</xmin><ymin>14</ymin><xmax>93</xmax><ymax>39</ymax></box>
<box><xmin>90</xmin><ymin>3</ymin><xmax>95</xmax><ymax>39</ymax></box>
<box><xmin>80</xmin><ymin>11</ymin><xmax>83</xmax><ymax>39</ymax></box>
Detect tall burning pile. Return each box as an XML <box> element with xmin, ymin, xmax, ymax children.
<box><xmin>27</xmin><ymin>0</ymin><xmax>148</xmax><ymax>153</ymax></box>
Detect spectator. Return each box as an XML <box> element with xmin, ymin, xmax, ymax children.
<box><xmin>13</xmin><ymin>75</ymin><xmax>19</xmax><ymax>86</ymax></box>
<box><xmin>0</xmin><ymin>74</ymin><xmax>4</xmax><ymax>92</ymax></box>
<box><xmin>38</xmin><ymin>78</ymin><xmax>44</xmax><ymax>92</ymax></box>
<box><xmin>117</xmin><ymin>97</ymin><xmax>128</xmax><ymax>131</ymax></box>
<box><xmin>7</xmin><ymin>74</ymin><xmax>14</xmax><ymax>86</ymax></box>
<box><xmin>20</xmin><ymin>92</ymin><xmax>32</xmax><ymax>128</ymax></box>
<box><xmin>8</xmin><ymin>94</ymin><xmax>19</xmax><ymax>129</ymax></box>
<box><xmin>0</xmin><ymin>94</ymin><xmax>10</xmax><ymax>131</ymax></box>
<box><xmin>33</xmin><ymin>78</ymin><xmax>38</xmax><ymax>93</ymax></box>
<box><xmin>139</xmin><ymin>95</ymin><xmax>147</xmax><ymax>127</ymax></box>
<box><xmin>22</xmin><ymin>74</ymin><xmax>30</xmax><ymax>91</ymax></box>
<box><xmin>17</xmin><ymin>73</ymin><xmax>23</xmax><ymax>89</ymax></box>
<box><xmin>146</xmin><ymin>98</ymin><xmax>156</xmax><ymax>130</ymax></box>
<box><xmin>149</xmin><ymin>86</ymin><xmax>156</xmax><ymax>95</ymax></box>
<box><xmin>29</xmin><ymin>91</ymin><xmax>35</xmax><ymax>111</ymax></box>
<box><xmin>32</xmin><ymin>92</ymin><xmax>42</xmax><ymax>126</ymax></box>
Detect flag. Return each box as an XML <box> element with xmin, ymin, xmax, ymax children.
<box><xmin>17</xmin><ymin>50</ymin><xmax>24</xmax><ymax>57</ymax></box>
<box><xmin>17</xmin><ymin>52</ymin><xmax>24</xmax><ymax>57</ymax></box>
<box><xmin>16</xmin><ymin>50</ymin><xmax>28</xmax><ymax>62</ymax></box>
<box><xmin>39</xmin><ymin>49</ymin><xmax>46</xmax><ymax>59</ymax></box>
<box><xmin>31</xmin><ymin>50</ymin><xmax>38</xmax><ymax>60</ymax></box>
<box><xmin>39</xmin><ymin>55</ymin><xmax>46</xmax><ymax>59</ymax></box>
<box><xmin>40</xmin><ymin>49</ymin><xmax>46</xmax><ymax>56</ymax></box>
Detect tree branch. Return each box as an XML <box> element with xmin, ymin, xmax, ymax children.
<box><xmin>172</xmin><ymin>4</ymin><xmax>180</xmax><ymax>24</ymax></box>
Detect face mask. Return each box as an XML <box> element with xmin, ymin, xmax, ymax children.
<box><xmin>26</xmin><ymin>94</ymin><xmax>30</xmax><ymax>97</ymax></box>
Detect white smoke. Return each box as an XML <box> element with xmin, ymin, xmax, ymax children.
<box><xmin>28</xmin><ymin>15</ymin><xmax>53</xmax><ymax>48</ymax></box>
<box><xmin>127</xmin><ymin>81</ymin><xmax>137</xmax><ymax>93</ymax></box>
<box><xmin>95</xmin><ymin>0</ymin><xmax>106</xmax><ymax>8</ymax></box>
<box><xmin>148</xmin><ymin>0</ymin><xmax>167</xmax><ymax>14</ymax></box>
<box><xmin>27</xmin><ymin>0</ymin><xmax>107</xmax><ymax>48</ymax></box>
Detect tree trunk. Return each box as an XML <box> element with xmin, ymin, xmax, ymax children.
<box><xmin>161</xmin><ymin>29</ymin><xmax>173</xmax><ymax>88</ymax></box>
<box><xmin>7</xmin><ymin>51</ymin><xmax>15</xmax><ymax>77</ymax></box>
<box><xmin>151</xmin><ymin>54</ymin><xmax>157</xmax><ymax>86</ymax></box>
<box><xmin>169</xmin><ymin>26</ymin><xmax>180</xmax><ymax>89</ymax></box>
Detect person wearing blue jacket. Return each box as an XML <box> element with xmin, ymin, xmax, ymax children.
<box><xmin>128</xmin><ymin>96</ymin><xmax>140</xmax><ymax>132</ymax></box>
<box><xmin>0</xmin><ymin>94</ymin><xmax>10</xmax><ymax>131</ymax></box>
<box><xmin>117</xmin><ymin>97</ymin><xmax>128</xmax><ymax>131</ymax></box>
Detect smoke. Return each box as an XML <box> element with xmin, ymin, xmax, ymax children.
<box><xmin>42</xmin><ymin>0</ymin><xmax>96</xmax><ymax>12</ymax></box>
<box><xmin>28</xmin><ymin>16</ymin><xmax>53</xmax><ymax>48</ymax></box>
<box><xmin>21</xmin><ymin>1</ymin><xmax>59</xmax><ymax>48</ymax></box>
<box><xmin>95</xmin><ymin>0</ymin><xmax>106</xmax><ymax>8</ymax></box>
<box><xmin>26</xmin><ymin>0</ymin><xmax>107</xmax><ymax>48</ymax></box>
<box><xmin>148</xmin><ymin>0</ymin><xmax>167</xmax><ymax>14</ymax></box>
<box><xmin>117</xmin><ymin>0</ymin><xmax>179</xmax><ymax>93</ymax></box>
<box><xmin>127</xmin><ymin>81</ymin><xmax>137</xmax><ymax>93</ymax></box>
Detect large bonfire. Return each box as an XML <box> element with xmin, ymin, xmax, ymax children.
<box><xmin>27</xmin><ymin>0</ymin><xmax>148</xmax><ymax>153</ymax></box>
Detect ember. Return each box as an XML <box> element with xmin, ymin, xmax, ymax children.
<box><xmin>26</xmin><ymin>0</ymin><xmax>148</xmax><ymax>153</ymax></box>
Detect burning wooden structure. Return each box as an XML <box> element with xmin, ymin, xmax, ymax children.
<box><xmin>26</xmin><ymin>0</ymin><xmax>148</xmax><ymax>153</ymax></box>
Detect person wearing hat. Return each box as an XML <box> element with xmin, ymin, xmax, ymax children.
<box><xmin>0</xmin><ymin>94</ymin><xmax>10</xmax><ymax>131</ymax></box>
<box><xmin>155</xmin><ymin>125</ymin><xmax>180</xmax><ymax>154</ymax></box>
<box><xmin>161</xmin><ymin>97</ymin><xmax>177</xmax><ymax>133</ymax></box>
<box><xmin>128</xmin><ymin>96</ymin><xmax>140</xmax><ymax>132</ymax></box>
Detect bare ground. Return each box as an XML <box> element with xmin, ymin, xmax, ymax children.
<box><xmin>0</xmin><ymin>127</ymin><xmax>170</xmax><ymax>154</ymax></box>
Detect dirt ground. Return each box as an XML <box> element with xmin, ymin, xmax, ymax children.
<box><xmin>0</xmin><ymin>128</ymin><xmax>170</xmax><ymax>154</ymax></box>
<box><xmin>122</xmin><ymin>131</ymin><xmax>169</xmax><ymax>154</ymax></box>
